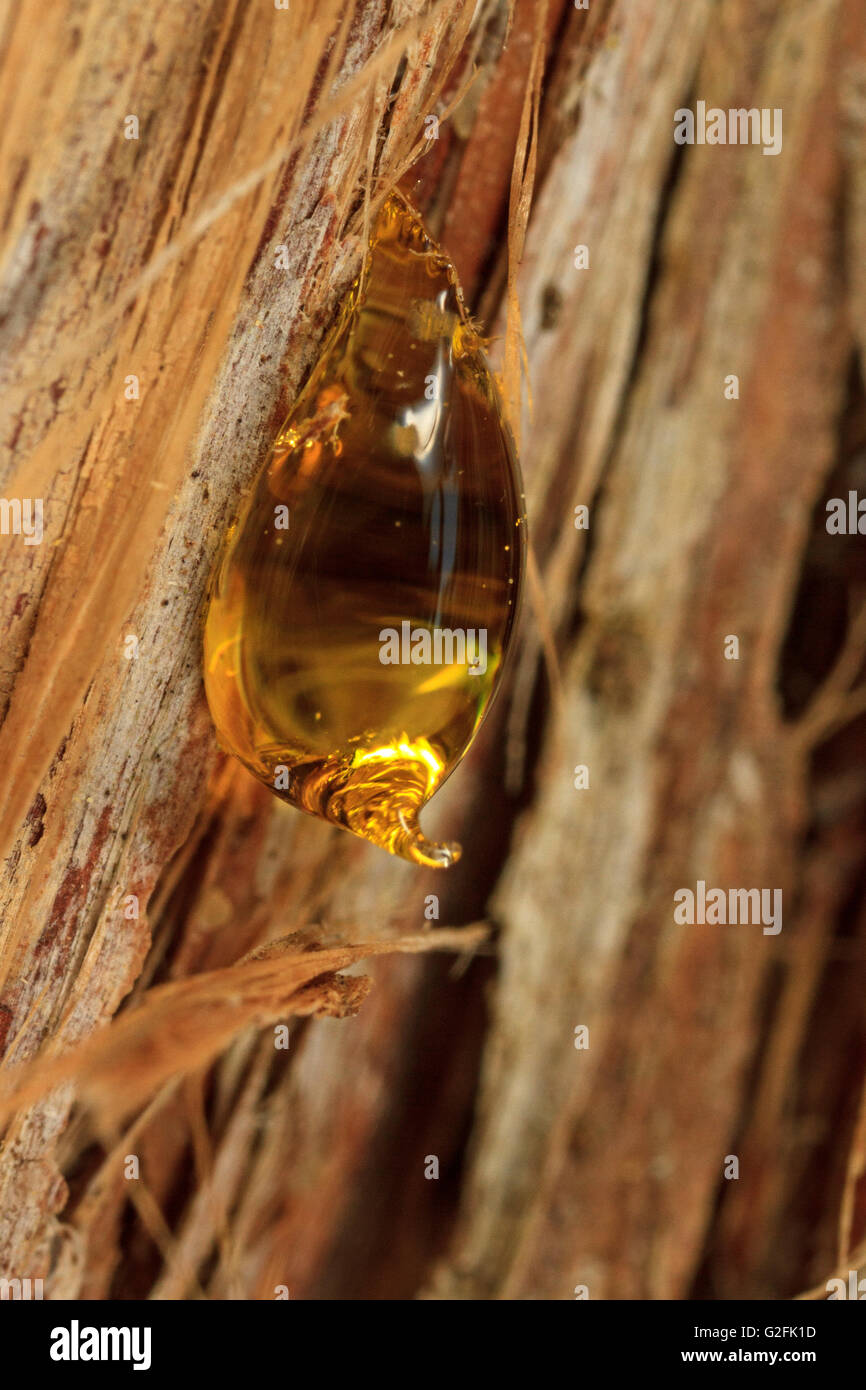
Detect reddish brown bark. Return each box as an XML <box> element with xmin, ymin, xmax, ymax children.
<box><xmin>1</xmin><ymin>0</ymin><xmax>865</xmax><ymax>1302</ymax></box>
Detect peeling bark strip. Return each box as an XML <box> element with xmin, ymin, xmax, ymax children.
<box><xmin>0</xmin><ymin>927</ymin><xmax>489</xmax><ymax>1127</ymax></box>
<box><xmin>1</xmin><ymin>0</ymin><xmax>866</xmax><ymax>1304</ymax></box>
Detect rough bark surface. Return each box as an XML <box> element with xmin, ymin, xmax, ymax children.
<box><xmin>1</xmin><ymin>0</ymin><xmax>865</xmax><ymax>1301</ymax></box>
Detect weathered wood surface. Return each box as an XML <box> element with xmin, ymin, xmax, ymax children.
<box><xmin>1</xmin><ymin>0</ymin><xmax>865</xmax><ymax>1301</ymax></box>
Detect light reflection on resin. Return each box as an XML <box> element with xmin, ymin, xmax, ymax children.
<box><xmin>203</xmin><ymin>191</ymin><xmax>525</xmax><ymax>867</ymax></box>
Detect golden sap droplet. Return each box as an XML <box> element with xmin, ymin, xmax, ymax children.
<box><xmin>203</xmin><ymin>190</ymin><xmax>526</xmax><ymax>867</ymax></box>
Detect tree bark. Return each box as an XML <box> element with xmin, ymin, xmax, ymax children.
<box><xmin>1</xmin><ymin>0</ymin><xmax>865</xmax><ymax>1302</ymax></box>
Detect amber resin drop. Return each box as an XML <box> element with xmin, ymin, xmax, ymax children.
<box><xmin>203</xmin><ymin>190</ymin><xmax>526</xmax><ymax>867</ymax></box>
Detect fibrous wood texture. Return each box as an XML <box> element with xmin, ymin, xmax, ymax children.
<box><xmin>1</xmin><ymin>0</ymin><xmax>866</xmax><ymax>1301</ymax></box>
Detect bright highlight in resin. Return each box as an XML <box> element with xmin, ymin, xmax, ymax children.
<box><xmin>203</xmin><ymin>190</ymin><xmax>525</xmax><ymax>867</ymax></box>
